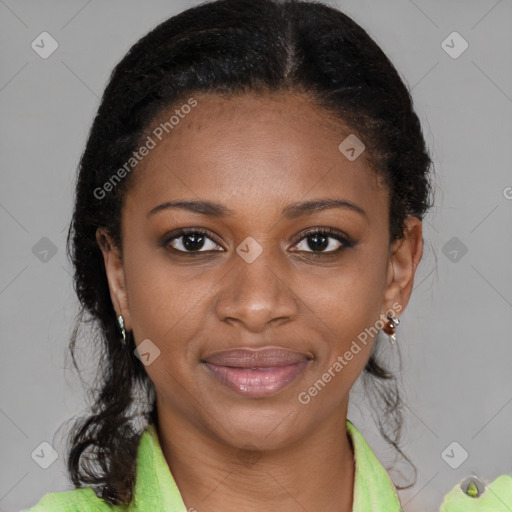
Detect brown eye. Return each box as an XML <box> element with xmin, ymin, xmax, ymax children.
<box><xmin>164</xmin><ymin>228</ymin><xmax>223</xmax><ymax>253</ymax></box>
<box><xmin>291</xmin><ymin>228</ymin><xmax>354</xmax><ymax>254</ymax></box>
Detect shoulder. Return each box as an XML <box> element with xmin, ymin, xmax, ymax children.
<box><xmin>440</xmin><ymin>474</ymin><xmax>512</xmax><ymax>511</ymax></box>
<box><xmin>20</xmin><ymin>487</ymin><xmax>112</xmax><ymax>512</ymax></box>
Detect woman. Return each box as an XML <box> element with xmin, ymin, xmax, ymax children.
<box><xmin>23</xmin><ymin>0</ymin><xmax>511</xmax><ymax>511</ymax></box>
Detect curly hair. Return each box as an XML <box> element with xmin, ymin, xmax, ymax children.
<box><xmin>64</xmin><ymin>0</ymin><xmax>434</xmax><ymax>505</ymax></box>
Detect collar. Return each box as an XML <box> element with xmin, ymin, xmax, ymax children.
<box><xmin>346</xmin><ymin>419</ymin><xmax>404</xmax><ymax>511</ymax></box>
<box><xmin>127</xmin><ymin>419</ymin><xmax>403</xmax><ymax>511</ymax></box>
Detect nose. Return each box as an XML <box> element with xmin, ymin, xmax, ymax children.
<box><xmin>214</xmin><ymin>249</ymin><xmax>298</xmax><ymax>333</ymax></box>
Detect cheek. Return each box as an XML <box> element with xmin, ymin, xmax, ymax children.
<box><xmin>292</xmin><ymin>249</ymin><xmax>388</xmax><ymax>377</ymax></box>
<box><xmin>297</xmin><ymin>253</ymin><xmax>386</xmax><ymax>332</ymax></box>
<box><xmin>122</xmin><ymin>242</ymin><xmax>204</xmax><ymax>351</ymax></box>
<box><xmin>293</xmin><ymin>273</ymin><xmax>382</xmax><ymax>410</ymax></box>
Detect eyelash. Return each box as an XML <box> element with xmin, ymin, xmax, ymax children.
<box><xmin>162</xmin><ymin>227</ymin><xmax>355</xmax><ymax>257</ymax></box>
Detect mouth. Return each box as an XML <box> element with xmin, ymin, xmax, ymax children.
<box><xmin>201</xmin><ymin>347</ymin><xmax>312</xmax><ymax>397</ymax></box>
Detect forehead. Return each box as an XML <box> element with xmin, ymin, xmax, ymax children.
<box><xmin>125</xmin><ymin>91</ymin><xmax>388</xmax><ymax>220</ymax></box>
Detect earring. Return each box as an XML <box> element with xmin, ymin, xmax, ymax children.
<box><xmin>117</xmin><ymin>315</ymin><xmax>126</xmax><ymax>345</ymax></box>
<box><xmin>382</xmin><ymin>312</ymin><xmax>400</xmax><ymax>344</ymax></box>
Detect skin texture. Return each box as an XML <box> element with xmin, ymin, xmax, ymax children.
<box><xmin>97</xmin><ymin>91</ymin><xmax>423</xmax><ymax>512</ymax></box>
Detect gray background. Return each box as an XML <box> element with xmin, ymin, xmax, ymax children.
<box><xmin>1</xmin><ymin>1</ymin><xmax>511</xmax><ymax>511</ymax></box>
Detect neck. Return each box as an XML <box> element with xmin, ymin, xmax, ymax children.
<box><xmin>155</xmin><ymin>398</ymin><xmax>355</xmax><ymax>512</ymax></box>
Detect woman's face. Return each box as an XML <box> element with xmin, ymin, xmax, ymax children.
<box><xmin>99</xmin><ymin>91</ymin><xmax>422</xmax><ymax>450</ymax></box>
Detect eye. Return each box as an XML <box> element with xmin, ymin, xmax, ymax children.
<box><xmin>291</xmin><ymin>227</ymin><xmax>354</xmax><ymax>255</ymax></box>
<box><xmin>164</xmin><ymin>228</ymin><xmax>223</xmax><ymax>253</ymax></box>
<box><xmin>162</xmin><ymin>227</ymin><xmax>354</xmax><ymax>256</ymax></box>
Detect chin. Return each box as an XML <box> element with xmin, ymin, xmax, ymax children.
<box><xmin>205</xmin><ymin>404</ymin><xmax>306</xmax><ymax>451</ymax></box>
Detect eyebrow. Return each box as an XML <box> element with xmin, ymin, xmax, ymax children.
<box><xmin>147</xmin><ymin>198</ymin><xmax>367</xmax><ymax>220</ymax></box>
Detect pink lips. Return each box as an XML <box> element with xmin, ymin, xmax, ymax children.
<box><xmin>202</xmin><ymin>347</ymin><xmax>312</xmax><ymax>397</ymax></box>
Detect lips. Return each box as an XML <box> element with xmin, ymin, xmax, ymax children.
<box><xmin>201</xmin><ymin>347</ymin><xmax>313</xmax><ymax>397</ymax></box>
<box><xmin>202</xmin><ymin>347</ymin><xmax>312</xmax><ymax>368</ymax></box>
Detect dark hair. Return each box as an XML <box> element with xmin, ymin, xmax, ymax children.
<box><xmin>65</xmin><ymin>0</ymin><xmax>433</xmax><ymax>505</ymax></box>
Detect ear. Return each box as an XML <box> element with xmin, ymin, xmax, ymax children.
<box><xmin>381</xmin><ymin>216</ymin><xmax>424</xmax><ymax>317</ymax></box>
<box><xmin>96</xmin><ymin>227</ymin><xmax>131</xmax><ymax>331</ymax></box>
